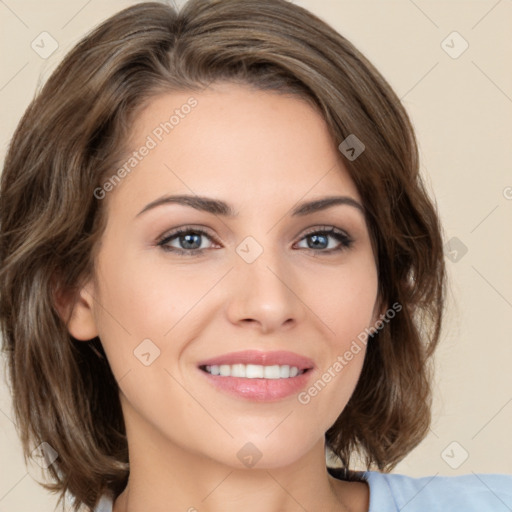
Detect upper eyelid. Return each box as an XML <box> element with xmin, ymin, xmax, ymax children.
<box><xmin>157</xmin><ymin>225</ymin><xmax>218</xmax><ymax>244</ymax></box>
<box><xmin>300</xmin><ymin>225</ymin><xmax>351</xmax><ymax>237</ymax></box>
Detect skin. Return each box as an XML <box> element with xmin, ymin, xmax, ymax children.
<box><xmin>64</xmin><ymin>82</ymin><xmax>384</xmax><ymax>512</ymax></box>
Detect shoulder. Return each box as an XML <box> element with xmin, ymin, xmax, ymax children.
<box><xmin>361</xmin><ymin>470</ymin><xmax>512</xmax><ymax>512</ymax></box>
<box><xmin>93</xmin><ymin>493</ymin><xmax>114</xmax><ymax>512</ymax></box>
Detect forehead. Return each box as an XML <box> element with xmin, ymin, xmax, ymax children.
<box><xmin>106</xmin><ymin>82</ymin><xmax>362</xmax><ymax>216</ymax></box>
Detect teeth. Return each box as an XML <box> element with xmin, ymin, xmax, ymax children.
<box><xmin>204</xmin><ymin>364</ymin><xmax>305</xmax><ymax>379</ymax></box>
<box><xmin>263</xmin><ymin>365</ymin><xmax>279</xmax><ymax>379</ymax></box>
<box><xmin>231</xmin><ymin>364</ymin><xmax>245</xmax><ymax>377</ymax></box>
<box><xmin>219</xmin><ymin>364</ymin><xmax>230</xmax><ymax>376</ymax></box>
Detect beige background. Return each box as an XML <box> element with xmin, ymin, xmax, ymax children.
<box><xmin>1</xmin><ymin>0</ymin><xmax>511</xmax><ymax>510</ymax></box>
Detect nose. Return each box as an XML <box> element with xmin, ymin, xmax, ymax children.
<box><xmin>225</xmin><ymin>244</ymin><xmax>306</xmax><ymax>334</ymax></box>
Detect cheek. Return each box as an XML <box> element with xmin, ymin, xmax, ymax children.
<box><xmin>94</xmin><ymin>247</ymin><xmax>211</xmax><ymax>332</ymax></box>
<box><xmin>300</xmin><ymin>258</ymin><xmax>379</xmax><ymax>345</ymax></box>
<box><xmin>91</xmin><ymin>249</ymin><xmax>225</xmax><ymax>376</ymax></box>
<box><xmin>292</xmin><ymin>263</ymin><xmax>377</xmax><ymax>418</ymax></box>
<box><xmin>332</xmin><ymin>285</ymin><xmax>378</xmax><ymax>350</ymax></box>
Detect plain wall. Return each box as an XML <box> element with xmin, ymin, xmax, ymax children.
<box><xmin>1</xmin><ymin>0</ymin><xmax>511</xmax><ymax>510</ymax></box>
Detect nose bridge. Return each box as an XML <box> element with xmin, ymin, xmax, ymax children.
<box><xmin>226</xmin><ymin>234</ymin><xmax>303</xmax><ymax>331</ymax></box>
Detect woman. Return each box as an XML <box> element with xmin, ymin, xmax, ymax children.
<box><xmin>1</xmin><ymin>1</ymin><xmax>510</xmax><ymax>511</ymax></box>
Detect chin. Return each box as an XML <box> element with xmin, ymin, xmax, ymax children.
<box><xmin>221</xmin><ymin>433</ymin><xmax>318</xmax><ymax>471</ymax></box>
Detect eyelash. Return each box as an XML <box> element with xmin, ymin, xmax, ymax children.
<box><xmin>156</xmin><ymin>225</ymin><xmax>354</xmax><ymax>257</ymax></box>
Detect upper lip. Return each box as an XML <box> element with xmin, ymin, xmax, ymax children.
<box><xmin>197</xmin><ymin>350</ymin><xmax>315</xmax><ymax>371</ymax></box>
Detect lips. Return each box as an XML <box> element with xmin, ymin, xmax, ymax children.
<box><xmin>196</xmin><ymin>350</ymin><xmax>316</xmax><ymax>401</ymax></box>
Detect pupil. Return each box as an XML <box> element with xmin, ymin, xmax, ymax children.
<box><xmin>309</xmin><ymin>234</ymin><xmax>327</xmax><ymax>249</ymax></box>
<box><xmin>182</xmin><ymin>233</ymin><xmax>201</xmax><ymax>249</ymax></box>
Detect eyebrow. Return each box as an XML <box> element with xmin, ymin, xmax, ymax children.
<box><xmin>135</xmin><ymin>194</ymin><xmax>365</xmax><ymax>219</ymax></box>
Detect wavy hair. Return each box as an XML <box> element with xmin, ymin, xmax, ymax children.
<box><xmin>0</xmin><ymin>0</ymin><xmax>446</xmax><ymax>509</ymax></box>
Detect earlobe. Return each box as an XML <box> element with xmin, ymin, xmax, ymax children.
<box><xmin>53</xmin><ymin>280</ymin><xmax>99</xmax><ymax>341</ymax></box>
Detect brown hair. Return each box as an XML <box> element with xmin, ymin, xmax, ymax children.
<box><xmin>0</xmin><ymin>0</ymin><xmax>446</xmax><ymax>509</ymax></box>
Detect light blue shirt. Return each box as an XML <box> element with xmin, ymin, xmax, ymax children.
<box><xmin>359</xmin><ymin>471</ymin><xmax>512</xmax><ymax>511</ymax></box>
<box><xmin>93</xmin><ymin>470</ymin><xmax>512</xmax><ymax>511</ymax></box>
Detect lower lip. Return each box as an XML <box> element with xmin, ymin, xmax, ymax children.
<box><xmin>199</xmin><ymin>368</ymin><xmax>313</xmax><ymax>402</ymax></box>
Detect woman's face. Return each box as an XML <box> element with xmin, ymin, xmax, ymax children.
<box><xmin>73</xmin><ymin>82</ymin><xmax>382</xmax><ymax>469</ymax></box>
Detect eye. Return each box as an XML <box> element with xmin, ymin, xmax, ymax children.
<box><xmin>294</xmin><ymin>226</ymin><xmax>353</xmax><ymax>254</ymax></box>
<box><xmin>157</xmin><ymin>226</ymin><xmax>219</xmax><ymax>256</ymax></box>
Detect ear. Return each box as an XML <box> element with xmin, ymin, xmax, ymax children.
<box><xmin>53</xmin><ymin>278</ymin><xmax>99</xmax><ymax>341</ymax></box>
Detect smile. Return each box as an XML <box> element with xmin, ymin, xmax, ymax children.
<box><xmin>196</xmin><ymin>350</ymin><xmax>315</xmax><ymax>401</ymax></box>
